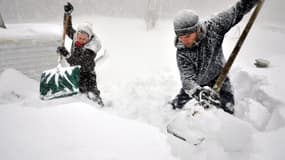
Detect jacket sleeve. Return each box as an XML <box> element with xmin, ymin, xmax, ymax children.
<box><xmin>64</xmin><ymin>13</ymin><xmax>76</xmax><ymax>39</ymax></box>
<box><xmin>177</xmin><ymin>52</ymin><xmax>200</xmax><ymax>91</ymax></box>
<box><xmin>209</xmin><ymin>0</ymin><xmax>259</xmax><ymax>36</ymax></box>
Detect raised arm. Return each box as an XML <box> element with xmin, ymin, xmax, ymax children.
<box><xmin>209</xmin><ymin>0</ymin><xmax>260</xmax><ymax>35</ymax></box>
<box><xmin>64</xmin><ymin>2</ymin><xmax>76</xmax><ymax>39</ymax></box>
<box><xmin>64</xmin><ymin>14</ymin><xmax>76</xmax><ymax>39</ymax></box>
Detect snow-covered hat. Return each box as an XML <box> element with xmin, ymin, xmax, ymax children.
<box><xmin>173</xmin><ymin>9</ymin><xmax>200</xmax><ymax>36</ymax></box>
<box><xmin>77</xmin><ymin>22</ymin><xmax>94</xmax><ymax>39</ymax></box>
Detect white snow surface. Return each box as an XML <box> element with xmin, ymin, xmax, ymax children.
<box><xmin>1</xmin><ymin>16</ymin><xmax>285</xmax><ymax>160</ymax></box>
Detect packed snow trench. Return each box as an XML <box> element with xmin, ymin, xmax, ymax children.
<box><xmin>1</xmin><ymin>16</ymin><xmax>285</xmax><ymax>160</ymax></box>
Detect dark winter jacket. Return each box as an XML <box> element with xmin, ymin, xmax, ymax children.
<box><xmin>64</xmin><ymin>15</ymin><xmax>102</xmax><ymax>73</ymax></box>
<box><xmin>175</xmin><ymin>0</ymin><xmax>259</xmax><ymax>92</ymax></box>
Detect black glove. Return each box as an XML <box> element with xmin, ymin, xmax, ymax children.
<box><xmin>193</xmin><ymin>86</ymin><xmax>221</xmax><ymax>108</ymax></box>
<box><xmin>56</xmin><ymin>46</ymin><xmax>69</xmax><ymax>57</ymax></box>
<box><xmin>64</xmin><ymin>2</ymin><xmax>74</xmax><ymax>14</ymax></box>
<box><xmin>241</xmin><ymin>0</ymin><xmax>260</xmax><ymax>4</ymax></box>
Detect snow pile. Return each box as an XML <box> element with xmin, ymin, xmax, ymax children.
<box><xmin>0</xmin><ymin>68</ymin><xmax>38</xmax><ymax>104</ymax></box>
<box><xmin>0</xmin><ymin>101</ymin><xmax>178</xmax><ymax>160</ymax></box>
<box><xmin>1</xmin><ymin>63</ymin><xmax>285</xmax><ymax>160</ymax></box>
<box><xmin>232</xmin><ymin>70</ymin><xmax>277</xmax><ymax>130</ymax></box>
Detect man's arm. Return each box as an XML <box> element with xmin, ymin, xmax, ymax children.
<box><xmin>209</xmin><ymin>0</ymin><xmax>260</xmax><ymax>35</ymax></box>
<box><xmin>176</xmin><ymin>52</ymin><xmax>200</xmax><ymax>92</ymax></box>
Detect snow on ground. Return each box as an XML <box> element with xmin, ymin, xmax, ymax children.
<box><xmin>0</xmin><ymin>15</ymin><xmax>285</xmax><ymax>160</ymax></box>
<box><xmin>0</xmin><ymin>102</ymin><xmax>177</xmax><ymax>160</ymax></box>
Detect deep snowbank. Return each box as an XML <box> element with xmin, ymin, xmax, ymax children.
<box><xmin>0</xmin><ymin>103</ymin><xmax>178</xmax><ymax>160</ymax></box>
<box><xmin>0</xmin><ymin>64</ymin><xmax>285</xmax><ymax>160</ymax></box>
<box><xmin>0</xmin><ymin>70</ymin><xmax>178</xmax><ymax>160</ymax></box>
<box><xmin>0</xmin><ymin>69</ymin><xmax>38</xmax><ymax>104</ymax></box>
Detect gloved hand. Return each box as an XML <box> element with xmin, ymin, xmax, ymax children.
<box><xmin>241</xmin><ymin>0</ymin><xmax>260</xmax><ymax>4</ymax></box>
<box><xmin>64</xmin><ymin>2</ymin><xmax>74</xmax><ymax>14</ymax></box>
<box><xmin>56</xmin><ymin>46</ymin><xmax>69</xmax><ymax>57</ymax></box>
<box><xmin>191</xmin><ymin>86</ymin><xmax>221</xmax><ymax>108</ymax></box>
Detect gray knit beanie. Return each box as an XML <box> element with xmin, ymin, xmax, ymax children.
<box><xmin>173</xmin><ymin>9</ymin><xmax>200</xmax><ymax>36</ymax></box>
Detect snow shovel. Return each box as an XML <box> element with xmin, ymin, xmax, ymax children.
<box><xmin>39</xmin><ymin>14</ymin><xmax>81</xmax><ymax>100</ymax></box>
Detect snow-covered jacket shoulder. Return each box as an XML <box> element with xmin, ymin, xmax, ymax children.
<box><xmin>84</xmin><ymin>34</ymin><xmax>102</xmax><ymax>53</ymax></box>
<box><xmin>207</xmin><ymin>0</ymin><xmax>260</xmax><ymax>36</ymax></box>
<box><xmin>175</xmin><ymin>0</ymin><xmax>259</xmax><ymax>92</ymax></box>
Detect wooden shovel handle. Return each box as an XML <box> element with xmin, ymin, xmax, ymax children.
<box><xmin>58</xmin><ymin>14</ymin><xmax>70</xmax><ymax>65</ymax></box>
<box><xmin>61</xmin><ymin>14</ymin><xmax>70</xmax><ymax>47</ymax></box>
<box><xmin>213</xmin><ymin>0</ymin><xmax>265</xmax><ymax>93</ymax></box>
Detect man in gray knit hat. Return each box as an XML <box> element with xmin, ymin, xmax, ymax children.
<box><xmin>171</xmin><ymin>0</ymin><xmax>260</xmax><ymax>114</ymax></box>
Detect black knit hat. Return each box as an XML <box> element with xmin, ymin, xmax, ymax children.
<box><xmin>173</xmin><ymin>9</ymin><xmax>200</xmax><ymax>36</ymax></box>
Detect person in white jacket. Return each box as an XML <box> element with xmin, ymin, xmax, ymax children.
<box><xmin>57</xmin><ymin>2</ymin><xmax>103</xmax><ymax>106</ymax></box>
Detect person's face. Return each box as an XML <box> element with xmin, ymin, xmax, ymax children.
<box><xmin>76</xmin><ymin>32</ymin><xmax>89</xmax><ymax>45</ymax></box>
<box><xmin>178</xmin><ymin>32</ymin><xmax>198</xmax><ymax>48</ymax></box>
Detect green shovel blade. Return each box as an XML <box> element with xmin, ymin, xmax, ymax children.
<box><xmin>40</xmin><ymin>65</ymin><xmax>81</xmax><ymax>100</ymax></box>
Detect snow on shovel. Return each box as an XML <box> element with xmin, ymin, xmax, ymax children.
<box><xmin>40</xmin><ymin>14</ymin><xmax>80</xmax><ymax>100</ymax></box>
